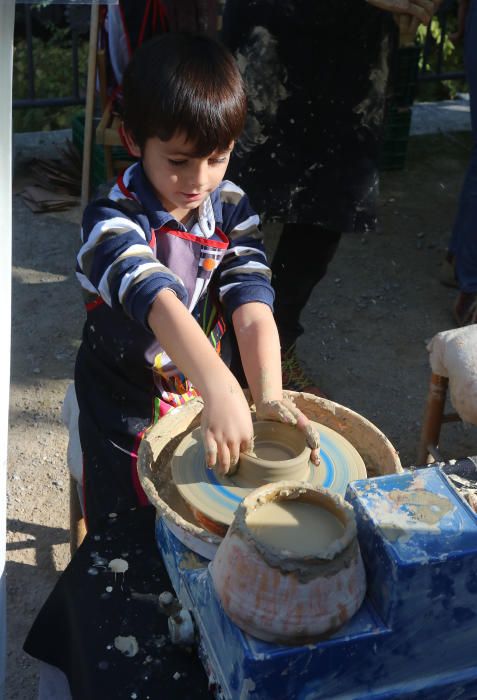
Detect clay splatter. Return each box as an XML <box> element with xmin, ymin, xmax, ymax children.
<box><xmin>114</xmin><ymin>635</ymin><xmax>138</xmax><ymax>657</ymax></box>
<box><xmin>388</xmin><ymin>488</ymin><xmax>453</xmax><ymax>526</ymax></box>
<box><xmin>108</xmin><ymin>558</ymin><xmax>129</xmax><ymax>574</ymax></box>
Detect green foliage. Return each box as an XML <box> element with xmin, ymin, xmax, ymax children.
<box><xmin>416</xmin><ymin>16</ymin><xmax>455</xmax><ymax>68</ymax></box>
<box><xmin>13</xmin><ymin>20</ymin><xmax>88</xmax><ymax>132</ymax></box>
<box><xmin>415</xmin><ymin>15</ymin><xmax>467</xmax><ymax>101</ymax></box>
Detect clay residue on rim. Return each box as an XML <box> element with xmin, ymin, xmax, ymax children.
<box><xmin>231</xmin><ymin>480</ymin><xmax>359</xmax><ymax>582</ymax></box>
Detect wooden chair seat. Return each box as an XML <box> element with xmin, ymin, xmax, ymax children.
<box><xmin>417</xmin><ymin>327</ymin><xmax>477</xmax><ymax>465</ymax></box>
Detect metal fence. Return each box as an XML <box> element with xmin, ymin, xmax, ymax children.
<box><xmin>12</xmin><ymin>4</ymin><xmax>89</xmax><ymax>110</ymax></box>
<box><xmin>12</xmin><ymin>2</ymin><xmax>466</xmax><ymax>113</ymax></box>
<box><xmin>419</xmin><ymin>0</ymin><xmax>466</xmax><ymax>84</ymax></box>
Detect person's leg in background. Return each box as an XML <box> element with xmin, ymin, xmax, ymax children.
<box><xmin>271</xmin><ymin>223</ymin><xmax>341</xmax><ymax>394</ymax></box>
<box><xmin>450</xmin><ymin>0</ymin><xmax>477</xmax><ymax>325</ymax></box>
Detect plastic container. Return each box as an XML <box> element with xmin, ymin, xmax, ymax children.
<box><xmin>71</xmin><ymin>111</ymin><xmax>132</xmax><ymax>189</ymax></box>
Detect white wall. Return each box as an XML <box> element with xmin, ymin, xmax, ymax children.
<box><xmin>0</xmin><ymin>1</ymin><xmax>15</xmax><ymax>696</ymax></box>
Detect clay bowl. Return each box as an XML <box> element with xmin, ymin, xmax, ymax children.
<box><xmin>233</xmin><ymin>421</ymin><xmax>311</xmax><ymax>486</ymax></box>
<box><xmin>210</xmin><ymin>480</ymin><xmax>367</xmax><ymax>645</ymax></box>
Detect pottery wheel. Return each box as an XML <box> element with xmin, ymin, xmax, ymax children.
<box><xmin>171</xmin><ymin>422</ymin><xmax>367</xmax><ymax>531</ymax></box>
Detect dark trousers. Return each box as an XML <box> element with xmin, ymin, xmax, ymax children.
<box><xmin>271</xmin><ymin>223</ymin><xmax>342</xmax><ymax>352</ymax></box>
<box><xmin>449</xmin><ymin>0</ymin><xmax>477</xmax><ymax>293</ymax></box>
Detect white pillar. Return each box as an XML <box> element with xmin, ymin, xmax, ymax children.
<box><xmin>0</xmin><ymin>1</ymin><xmax>14</xmax><ymax>695</ymax></box>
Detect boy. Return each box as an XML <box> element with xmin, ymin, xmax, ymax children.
<box><xmin>75</xmin><ymin>33</ymin><xmax>319</xmax><ymax>531</ymax></box>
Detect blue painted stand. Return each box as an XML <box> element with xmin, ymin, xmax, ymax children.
<box><xmin>156</xmin><ymin>467</ymin><xmax>477</xmax><ymax>699</ymax></box>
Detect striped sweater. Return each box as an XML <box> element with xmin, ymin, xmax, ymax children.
<box><xmin>76</xmin><ymin>162</ymin><xmax>274</xmax><ymax>411</ymax></box>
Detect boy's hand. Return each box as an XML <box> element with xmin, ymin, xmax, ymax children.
<box><xmin>255</xmin><ymin>397</ymin><xmax>321</xmax><ymax>465</ymax></box>
<box><xmin>201</xmin><ymin>383</ymin><xmax>254</xmax><ymax>475</ymax></box>
<box><xmin>147</xmin><ymin>290</ymin><xmax>254</xmax><ymax>476</ymax></box>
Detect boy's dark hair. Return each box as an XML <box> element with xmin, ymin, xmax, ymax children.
<box><xmin>122</xmin><ymin>33</ymin><xmax>247</xmax><ymax>156</ymax></box>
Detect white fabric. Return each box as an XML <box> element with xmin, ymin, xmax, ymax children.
<box><xmin>197</xmin><ymin>196</ymin><xmax>216</xmax><ymax>238</ymax></box>
<box><xmin>38</xmin><ymin>662</ymin><xmax>72</xmax><ymax>700</ymax></box>
<box><xmin>181</xmin><ymin>197</ymin><xmax>216</xmax><ymax>236</ymax></box>
<box><xmin>61</xmin><ymin>383</ymin><xmax>83</xmax><ymax>484</ymax></box>
<box><xmin>104</xmin><ymin>6</ymin><xmax>130</xmax><ymax>88</ymax></box>
<box><xmin>427</xmin><ymin>326</ymin><xmax>477</xmax><ymax>425</ymax></box>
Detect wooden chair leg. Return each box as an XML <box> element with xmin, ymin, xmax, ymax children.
<box><xmin>70</xmin><ymin>475</ymin><xmax>86</xmax><ymax>557</ymax></box>
<box><xmin>417</xmin><ymin>372</ymin><xmax>449</xmax><ymax>465</ymax></box>
<box><xmin>81</xmin><ymin>4</ymin><xmax>100</xmax><ymax>209</ymax></box>
<box><xmin>103</xmin><ymin>144</ymin><xmax>114</xmax><ymax>180</ymax></box>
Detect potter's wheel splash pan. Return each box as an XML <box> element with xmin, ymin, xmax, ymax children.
<box><xmin>137</xmin><ymin>392</ymin><xmax>402</xmax><ymax>559</ymax></box>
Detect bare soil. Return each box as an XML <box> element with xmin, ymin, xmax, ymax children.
<box><xmin>6</xmin><ymin>130</ymin><xmax>477</xmax><ymax>699</ymax></box>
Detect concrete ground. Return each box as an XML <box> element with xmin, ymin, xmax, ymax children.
<box><xmin>410</xmin><ymin>94</ymin><xmax>471</xmax><ymax>135</ymax></box>
<box><xmin>6</xmin><ymin>122</ymin><xmax>477</xmax><ymax>698</ymax></box>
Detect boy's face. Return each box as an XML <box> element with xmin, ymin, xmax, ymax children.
<box><xmin>133</xmin><ymin>132</ymin><xmax>233</xmax><ymax>223</ymax></box>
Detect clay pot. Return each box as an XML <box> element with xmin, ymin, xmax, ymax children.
<box><xmin>210</xmin><ymin>481</ymin><xmax>366</xmax><ymax>644</ymax></box>
<box><xmin>233</xmin><ymin>421</ymin><xmax>311</xmax><ymax>486</ymax></box>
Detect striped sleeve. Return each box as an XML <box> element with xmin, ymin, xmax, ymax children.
<box><xmin>77</xmin><ymin>199</ymin><xmax>188</xmax><ymax>328</ymax></box>
<box><xmin>217</xmin><ymin>181</ymin><xmax>275</xmax><ymax>315</ymax></box>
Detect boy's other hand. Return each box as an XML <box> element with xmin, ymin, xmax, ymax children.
<box><xmin>201</xmin><ymin>382</ymin><xmax>254</xmax><ymax>475</ymax></box>
<box><xmin>255</xmin><ymin>397</ymin><xmax>321</xmax><ymax>465</ymax></box>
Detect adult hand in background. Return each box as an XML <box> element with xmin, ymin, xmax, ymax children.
<box><xmin>366</xmin><ymin>0</ymin><xmax>441</xmax><ymax>25</ymax></box>
<box><xmin>450</xmin><ymin>0</ymin><xmax>470</xmax><ymax>42</ymax></box>
<box><xmin>395</xmin><ymin>13</ymin><xmax>423</xmax><ymax>45</ymax></box>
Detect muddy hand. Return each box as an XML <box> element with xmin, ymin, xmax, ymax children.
<box><xmin>255</xmin><ymin>398</ymin><xmax>320</xmax><ymax>465</ymax></box>
<box><xmin>200</xmin><ymin>384</ymin><xmax>254</xmax><ymax>476</ymax></box>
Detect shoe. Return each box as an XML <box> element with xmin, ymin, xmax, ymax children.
<box><xmin>281</xmin><ymin>347</ymin><xmax>328</xmax><ymax>399</ymax></box>
<box><xmin>453</xmin><ymin>292</ymin><xmax>477</xmax><ymax>326</ymax></box>
<box><xmin>439</xmin><ymin>254</ymin><xmax>458</xmax><ymax>289</ymax></box>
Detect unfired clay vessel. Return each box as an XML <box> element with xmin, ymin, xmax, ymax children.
<box><xmin>210</xmin><ymin>481</ymin><xmax>367</xmax><ymax>644</ymax></box>
<box><xmin>235</xmin><ymin>420</ymin><xmax>310</xmax><ymax>486</ymax></box>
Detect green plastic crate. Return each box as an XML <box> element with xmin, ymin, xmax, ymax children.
<box><xmin>72</xmin><ymin>111</ymin><xmax>133</xmax><ymax>189</ymax></box>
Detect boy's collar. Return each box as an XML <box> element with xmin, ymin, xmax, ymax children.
<box><xmin>126</xmin><ymin>161</ymin><xmax>224</xmax><ymax>229</ymax></box>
